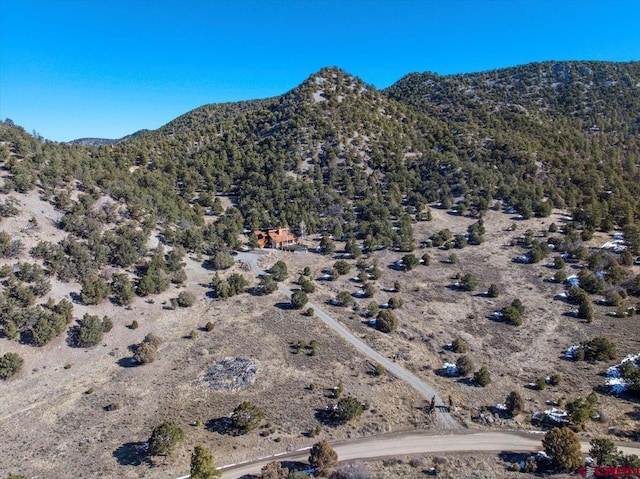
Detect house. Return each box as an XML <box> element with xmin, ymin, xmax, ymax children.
<box><xmin>253</xmin><ymin>228</ymin><xmax>299</xmax><ymax>250</ymax></box>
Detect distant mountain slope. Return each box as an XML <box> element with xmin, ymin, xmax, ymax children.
<box><xmin>68</xmin><ymin>138</ymin><xmax>118</xmax><ymax>147</ymax></box>
<box><xmin>68</xmin><ymin>129</ymin><xmax>150</xmax><ymax>146</ymax></box>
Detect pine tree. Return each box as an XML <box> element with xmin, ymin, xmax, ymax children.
<box><xmin>190</xmin><ymin>445</ymin><xmax>221</xmax><ymax>479</ymax></box>
<box><xmin>309</xmin><ymin>439</ymin><xmax>338</xmax><ymax>476</ymax></box>
<box><xmin>542</xmin><ymin>427</ymin><xmax>583</xmax><ymax>471</ymax></box>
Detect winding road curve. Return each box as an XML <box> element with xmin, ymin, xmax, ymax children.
<box><xmin>237</xmin><ymin>251</ymin><xmax>460</xmax><ymax>431</ymax></box>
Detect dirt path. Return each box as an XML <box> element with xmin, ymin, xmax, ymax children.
<box><xmin>236</xmin><ymin>252</ymin><xmax>461</xmax><ymax>431</ymax></box>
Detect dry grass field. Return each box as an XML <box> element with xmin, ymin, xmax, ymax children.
<box><xmin>1</xmin><ymin>188</ymin><xmax>639</xmax><ymax>478</ymax></box>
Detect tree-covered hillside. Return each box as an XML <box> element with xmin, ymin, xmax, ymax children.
<box><xmin>1</xmin><ymin>61</ymin><xmax>640</xmax><ymax>262</ymax></box>
<box><xmin>386</xmin><ymin>61</ymin><xmax>640</xmax><ymax>232</ymax></box>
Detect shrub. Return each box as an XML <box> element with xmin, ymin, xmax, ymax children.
<box><xmin>401</xmin><ymin>254</ymin><xmax>419</xmax><ymax>270</ymax></box>
<box><xmin>365</xmin><ymin>301</ymin><xmax>379</xmax><ymax>317</ymax></box>
<box><xmin>487</xmin><ymin>283</ymin><xmax>499</xmax><ymax>298</ymax></box>
<box><xmin>177</xmin><ymin>291</ymin><xmax>196</xmax><ymax>307</ymax></box>
<box><xmin>298</xmin><ymin>276</ymin><xmax>315</xmax><ymax>293</ymax></box>
<box><xmin>455</xmin><ymin>355</ymin><xmax>475</xmax><ymax>376</ymax></box>
<box><xmin>260</xmin><ymin>461</ymin><xmax>289</xmax><ymax>479</ymax></box>
<box><xmin>0</xmin><ymin>352</ymin><xmax>23</xmax><ymax>380</ymax></box>
<box><xmin>134</xmin><ymin>342</ymin><xmax>157</xmax><ymax>364</ymax></box>
<box><xmin>577</xmin><ymin>298</ymin><xmax>594</xmax><ymax>322</ymax></box>
<box><xmin>309</xmin><ymin>440</ymin><xmax>338</xmax><ymax>476</ymax></box>
<box><xmin>77</xmin><ymin>313</ymin><xmax>112</xmax><ymax>347</ymax></box>
<box><xmin>505</xmin><ymin>390</ymin><xmax>524</xmax><ymax>415</ymax></box>
<box><xmin>566</xmin><ymin>393</ymin><xmax>598</xmax><ymax>425</ymax></box>
<box><xmin>132</xmin><ymin>333</ymin><xmax>161</xmax><ymax>365</ymax></box>
<box><xmin>137</xmin><ymin>266</ymin><xmax>169</xmax><ymax>296</ymax></box>
<box><xmin>474</xmin><ymin>367</ymin><xmax>491</xmax><ymax>387</ymax></box>
<box><xmin>190</xmin><ymin>445</ymin><xmax>221</xmax><ymax>479</ymax></box>
<box><xmin>579</xmin><ymin>337</ymin><xmax>617</xmax><ymax>361</ymax></box>
<box><xmin>335</xmin><ymin>290</ymin><xmax>353</xmax><ymax>307</ymax></box>
<box><xmin>567</xmin><ymin>286</ymin><xmax>589</xmax><ymax>304</ymax></box>
<box><xmin>362</xmin><ymin>282</ymin><xmax>376</xmax><ymax>298</ymax></box>
<box><xmin>375</xmin><ymin>310</ymin><xmax>398</xmax><ymax>333</ymax></box>
<box><xmin>231</xmin><ymin>401</ymin><xmax>264</xmax><ymax>432</ymax></box>
<box><xmin>332</xmin><ymin>396</ymin><xmax>364</xmax><ymax>424</ymax></box>
<box><xmin>387</xmin><ymin>296</ymin><xmax>403</xmax><ymax>309</ymax></box>
<box><xmin>111</xmin><ymin>273</ymin><xmax>135</xmax><ymax>306</ymax></box>
<box><xmin>535</xmin><ymin>377</ymin><xmax>547</xmax><ymax>391</ymax></box>
<box><xmin>542</xmin><ymin>427</ymin><xmax>583</xmax><ymax>471</ymax></box>
<box><xmin>460</xmin><ymin>273</ymin><xmax>478</xmax><ymax>291</ymax></box>
<box><xmin>333</xmin><ymin>260</ymin><xmax>351</xmax><ymax>275</ymax></box>
<box><xmin>210</xmin><ymin>249</ymin><xmax>234</xmax><ymax>270</ymax></box>
<box><xmin>143</xmin><ymin>333</ymin><xmax>162</xmax><ymax>347</ymax></box>
<box><xmin>589</xmin><ymin>438</ymin><xmax>620</xmax><ymax>466</ymax></box>
<box><xmin>554</xmin><ymin>270</ymin><xmax>567</xmax><ymax>283</ymax></box>
<box><xmin>501</xmin><ymin>300</ymin><xmax>525</xmax><ymax>326</ymax></box>
<box><xmin>291</xmin><ymin>290</ymin><xmax>308</xmax><ymax>309</ymax></box>
<box><xmin>3</xmin><ymin>320</ymin><xmax>18</xmax><ymax>340</ymax></box>
<box><xmin>270</xmin><ymin>261</ymin><xmax>288</xmax><ymax>282</ymax></box>
<box><xmin>80</xmin><ymin>276</ymin><xmax>110</xmax><ymax>305</ymax></box>
<box><xmin>549</xmin><ymin>373</ymin><xmax>562</xmax><ymax>386</ymax></box>
<box><xmin>205</xmin><ymin>321</ymin><xmax>215</xmax><ymax>331</ymax></box>
<box><xmin>257</xmin><ymin>275</ymin><xmax>277</xmax><ymax>295</ymax></box>
<box><xmin>148</xmin><ymin>421</ymin><xmax>184</xmax><ymax>456</ymax></box>
<box><xmin>451</xmin><ymin>337</ymin><xmax>468</xmax><ymax>353</ymax></box>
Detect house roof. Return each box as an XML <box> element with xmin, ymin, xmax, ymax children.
<box><xmin>252</xmin><ymin>228</ymin><xmax>297</xmax><ymax>246</ymax></box>
<box><xmin>268</xmin><ymin>228</ymin><xmax>296</xmax><ymax>244</ymax></box>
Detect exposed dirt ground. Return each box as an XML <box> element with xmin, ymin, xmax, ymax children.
<box><xmin>1</xmin><ymin>189</ymin><xmax>639</xmax><ymax>478</ymax></box>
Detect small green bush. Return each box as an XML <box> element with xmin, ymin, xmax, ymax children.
<box><xmin>0</xmin><ymin>352</ymin><xmax>24</xmax><ymax>380</ymax></box>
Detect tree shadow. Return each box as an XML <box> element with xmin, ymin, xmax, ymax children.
<box><xmin>281</xmin><ymin>461</ymin><xmax>312</xmax><ymax>474</ymax></box>
<box><xmin>19</xmin><ymin>329</ymin><xmax>34</xmax><ymax>345</ymax></box>
<box><xmin>65</xmin><ymin>324</ymin><xmax>81</xmax><ymax>348</ymax></box>
<box><xmin>112</xmin><ymin>441</ymin><xmax>150</xmax><ymax>466</ymax></box>
<box><xmin>206</xmin><ymin>416</ymin><xmax>238</xmax><ymax>436</ymax></box>
<box><xmin>498</xmin><ymin>451</ymin><xmax>531</xmax><ymax>466</ymax></box>
<box><xmin>487</xmin><ymin>406</ymin><xmax>511</xmax><ymax>419</ymax></box>
<box><xmin>205</xmin><ymin>290</ymin><xmax>219</xmax><ymax>300</ymax></box>
<box><xmin>69</xmin><ymin>291</ymin><xmax>82</xmax><ymax>304</ymax></box>
<box><xmin>314</xmin><ymin>407</ymin><xmax>350</xmax><ymax>427</ymax></box>
<box><xmin>274</xmin><ymin>302</ymin><xmax>292</xmax><ymax>310</ymax></box>
<box><xmin>117</xmin><ymin>357</ymin><xmax>139</xmax><ymax>368</ymax></box>
<box><xmin>387</xmin><ymin>263</ymin><xmax>405</xmax><ymax>272</ymax></box>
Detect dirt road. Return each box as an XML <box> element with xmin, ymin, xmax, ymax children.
<box><xmin>210</xmin><ymin>430</ymin><xmax>640</xmax><ymax>478</ymax></box>
<box><xmin>236</xmin><ymin>251</ymin><xmax>461</xmax><ymax>431</ymax></box>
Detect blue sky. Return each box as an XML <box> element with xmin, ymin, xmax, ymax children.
<box><xmin>1</xmin><ymin>0</ymin><xmax>638</xmax><ymax>142</ymax></box>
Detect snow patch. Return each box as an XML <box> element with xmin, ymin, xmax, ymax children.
<box><xmin>566</xmin><ymin>275</ymin><xmax>579</xmax><ymax>287</ymax></box>
<box><xmin>565</xmin><ymin>345</ymin><xmax>580</xmax><ymax>359</ymax></box>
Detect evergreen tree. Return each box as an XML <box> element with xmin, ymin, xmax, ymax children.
<box><xmin>148</xmin><ymin>421</ymin><xmax>184</xmax><ymax>456</ymax></box>
<box><xmin>309</xmin><ymin>439</ymin><xmax>338</xmax><ymax>476</ymax></box>
<box><xmin>542</xmin><ymin>427</ymin><xmax>583</xmax><ymax>471</ymax></box>
<box><xmin>190</xmin><ymin>445</ymin><xmax>221</xmax><ymax>479</ymax></box>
